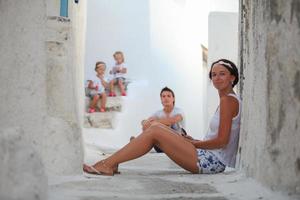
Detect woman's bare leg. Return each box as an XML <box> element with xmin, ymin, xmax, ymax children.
<box><xmin>92</xmin><ymin>124</ymin><xmax>199</xmax><ymax>174</ymax></box>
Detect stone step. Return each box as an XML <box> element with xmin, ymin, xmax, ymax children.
<box><xmin>84</xmin><ymin>96</ymin><xmax>123</xmax><ymax>129</ymax></box>
<box><xmin>85</xmin><ymin>96</ymin><xmax>123</xmax><ymax>112</ymax></box>
<box><xmin>83</xmin><ymin>81</ymin><xmax>130</xmax><ymax>129</ymax></box>
<box><xmin>84</xmin><ymin>112</ymin><xmax>115</xmax><ymax>129</ymax></box>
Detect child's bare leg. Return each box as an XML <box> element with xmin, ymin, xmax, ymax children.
<box><xmin>118</xmin><ymin>79</ymin><xmax>126</xmax><ymax>94</ymax></box>
<box><xmin>100</xmin><ymin>92</ymin><xmax>107</xmax><ymax>109</ymax></box>
<box><xmin>110</xmin><ymin>79</ymin><xmax>116</xmax><ymax>93</ymax></box>
<box><xmin>90</xmin><ymin>95</ymin><xmax>99</xmax><ymax>108</ymax></box>
<box><xmin>93</xmin><ymin>124</ymin><xmax>199</xmax><ymax>174</ymax></box>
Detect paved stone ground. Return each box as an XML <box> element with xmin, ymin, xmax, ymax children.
<box><xmin>48</xmin><ymin>152</ymin><xmax>299</xmax><ymax>200</ymax></box>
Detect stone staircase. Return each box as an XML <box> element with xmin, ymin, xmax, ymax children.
<box><xmin>83</xmin><ymin>96</ymin><xmax>123</xmax><ymax>128</ymax></box>
<box><xmin>82</xmin><ymin>80</ymin><xmax>155</xmax><ymax>152</ymax></box>
<box><xmin>83</xmin><ymin>82</ymin><xmax>129</xmax><ymax>129</ymax></box>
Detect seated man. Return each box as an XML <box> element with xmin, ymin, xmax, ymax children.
<box><xmin>133</xmin><ymin>87</ymin><xmax>186</xmax><ymax>152</ymax></box>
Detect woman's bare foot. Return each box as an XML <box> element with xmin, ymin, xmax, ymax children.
<box><xmin>93</xmin><ymin>160</ymin><xmax>114</xmax><ymax>175</ymax></box>
<box><xmin>83</xmin><ymin>160</ymin><xmax>114</xmax><ymax>176</ymax></box>
<box><xmin>83</xmin><ymin>164</ymin><xmax>102</xmax><ymax>175</ymax></box>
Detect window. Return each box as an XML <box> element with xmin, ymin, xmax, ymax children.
<box><xmin>60</xmin><ymin>0</ymin><xmax>68</xmax><ymax>17</ymax></box>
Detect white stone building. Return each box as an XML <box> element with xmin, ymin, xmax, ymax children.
<box><xmin>0</xmin><ymin>0</ymin><xmax>86</xmax><ymax>199</ymax></box>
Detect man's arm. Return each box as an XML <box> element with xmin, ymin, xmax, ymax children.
<box><xmin>141</xmin><ymin>116</ymin><xmax>157</xmax><ymax>131</ymax></box>
<box><xmin>141</xmin><ymin>114</ymin><xmax>183</xmax><ymax>131</ymax></box>
<box><xmin>155</xmin><ymin>114</ymin><xmax>183</xmax><ymax>126</ymax></box>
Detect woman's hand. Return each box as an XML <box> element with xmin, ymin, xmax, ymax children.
<box><xmin>182</xmin><ymin>134</ymin><xmax>194</xmax><ymax>140</ymax></box>
<box><xmin>190</xmin><ymin>139</ymin><xmax>201</xmax><ymax>147</ymax></box>
<box><xmin>182</xmin><ymin>135</ymin><xmax>201</xmax><ymax>147</ymax></box>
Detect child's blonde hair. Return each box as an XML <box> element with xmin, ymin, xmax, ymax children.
<box><xmin>113</xmin><ymin>51</ymin><xmax>125</xmax><ymax>63</ymax></box>
<box><xmin>95</xmin><ymin>61</ymin><xmax>106</xmax><ymax>71</ymax></box>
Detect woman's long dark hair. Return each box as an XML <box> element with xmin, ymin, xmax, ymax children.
<box><xmin>209</xmin><ymin>59</ymin><xmax>239</xmax><ymax>88</ymax></box>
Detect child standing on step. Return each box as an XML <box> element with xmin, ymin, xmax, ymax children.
<box><xmin>86</xmin><ymin>61</ymin><xmax>108</xmax><ymax>113</ymax></box>
<box><xmin>109</xmin><ymin>51</ymin><xmax>127</xmax><ymax>96</ymax></box>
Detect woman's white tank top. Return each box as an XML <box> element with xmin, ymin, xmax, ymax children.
<box><xmin>204</xmin><ymin>93</ymin><xmax>241</xmax><ymax>167</ymax></box>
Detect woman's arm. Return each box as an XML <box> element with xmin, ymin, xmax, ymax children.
<box><xmin>192</xmin><ymin>96</ymin><xmax>239</xmax><ymax>149</ymax></box>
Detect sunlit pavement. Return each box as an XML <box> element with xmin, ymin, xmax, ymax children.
<box><xmin>48</xmin><ymin>152</ymin><xmax>298</xmax><ymax>200</ymax></box>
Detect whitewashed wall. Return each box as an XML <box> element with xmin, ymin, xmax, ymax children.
<box><xmin>239</xmin><ymin>0</ymin><xmax>300</xmax><ymax>194</ymax></box>
<box><xmin>0</xmin><ymin>0</ymin><xmax>87</xmax><ymax>198</ymax></box>
<box><xmin>204</xmin><ymin>11</ymin><xmax>239</xmax><ymax>132</ymax></box>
